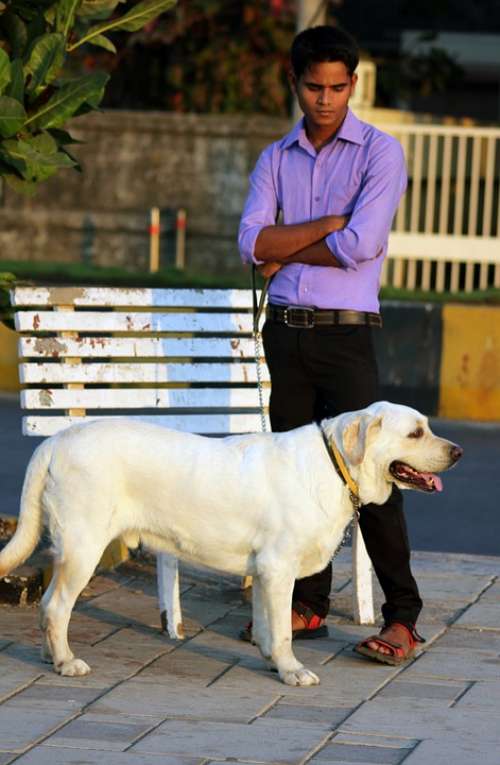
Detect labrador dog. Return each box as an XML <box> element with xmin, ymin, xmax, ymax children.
<box><xmin>0</xmin><ymin>401</ymin><xmax>462</xmax><ymax>686</ymax></box>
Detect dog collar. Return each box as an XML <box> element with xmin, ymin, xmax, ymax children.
<box><xmin>320</xmin><ymin>427</ymin><xmax>361</xmax><ymax>516</ymax></box>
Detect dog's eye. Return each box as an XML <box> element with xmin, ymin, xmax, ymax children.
<box><xmin>408</xmin><ymin>427</ymin><xmax>424</xmax><ymax>439</ymax></box>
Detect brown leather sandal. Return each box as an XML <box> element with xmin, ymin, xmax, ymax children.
<box><xmin>239</xmin><ymin>602</ymin><xmax>328</xmax><ymax>643</ymax></box>
<box><xmin>354</xmin><ymin>622</ymin><xmax>425</xmax><ymax>666</ymax></box>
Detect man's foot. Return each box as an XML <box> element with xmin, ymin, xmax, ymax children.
<box><xmin>239</xmin><ymin>604</ymin><xmax>328</xmax><ymax>643</ymax></box>
<box><xmin>354</xmin><ymin>622</ymin><xmax>424</xmax><ymax>666</ymax></box>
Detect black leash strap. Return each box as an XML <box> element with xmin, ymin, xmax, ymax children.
<box><xmin>252</xmin><ymin>265</ymin><xmax>270</xmax><ymax>333</ymax></box>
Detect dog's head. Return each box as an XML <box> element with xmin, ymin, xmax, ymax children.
<box><xmin>323</xmin><ymin>401</ymin><xmax>463</xmax><ymax>506</ymax></box>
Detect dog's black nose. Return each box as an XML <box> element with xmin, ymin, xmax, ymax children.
<box><xmin>450</xmin><ymin>444</ymin><xmax>463</xmax><ymax>463</ymax></box>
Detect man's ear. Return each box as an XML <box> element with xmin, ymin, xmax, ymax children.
<box><xmin>288</xmin><ymin>68</ymin><xmax>297</xmax><ymax>95</ymax></box>
<box><xmin>342</xmin><ymin>414</ymin><xmax>382</xmax><ymax>466</ymax></box>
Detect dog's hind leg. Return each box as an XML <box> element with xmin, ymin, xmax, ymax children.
<box><xmin>40</xmin><ymin>541</ymin><xmax>105</xmax><ymax>677</ymax></box>
<box><xmin>259</xmin><ymin>567</ymin><xmax>320</xmax><ymax>687</ymax></box>
<box><xmin>251</xmin><ymin>575</ymin><xmax>273</xmax><ymax>668</ymax></box>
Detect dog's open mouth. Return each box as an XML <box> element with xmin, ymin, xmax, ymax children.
<box><xmin>389</xmin><ymin>461</ymin><xmax>443</xmax><ymax>493</ymax></box>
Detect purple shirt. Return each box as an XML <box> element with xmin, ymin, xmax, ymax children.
<box><xmin>238</xmin><ymin>109</ymin><xmax>407</xmax><ymax>312</ymax></box>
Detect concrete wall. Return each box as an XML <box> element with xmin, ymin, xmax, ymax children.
<box><xmin>0</xmin><ymin>111</ymin><xmax>289</xmax><ymax>275</ymax></box>
<box><xmin>1</xmin><ymin>301</ymin><xmax>499</xmax><ymax>421</ymax></box>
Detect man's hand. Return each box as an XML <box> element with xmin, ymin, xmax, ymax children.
<box><xmin>257</xmin><ymin>262</ymin><xmax>283</xmax><ymax>278</ymax></box>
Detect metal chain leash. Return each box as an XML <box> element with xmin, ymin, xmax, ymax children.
<box><xmin>253</xmin><ymin>326</ymin><xmax>267</xmax><ymax>432</ymax></box>
<box><xmin>252</xmin><ymin>266</ymin><xmax>270</xmax><ymax>433</ymax></box>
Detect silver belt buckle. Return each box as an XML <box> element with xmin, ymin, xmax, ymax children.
<box><xmin>285</xmin><ymin>305</ymin><xmax>315</xmax><ymax>328</ymax></box>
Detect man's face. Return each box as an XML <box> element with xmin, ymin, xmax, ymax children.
<box><xmin>291</xmin><ymin>60</ymin><xmax>357</xmax><ymax>133</ymax></box>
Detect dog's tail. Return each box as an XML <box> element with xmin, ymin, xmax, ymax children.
<box><xmin>0</xmin><ymin>437</ymin><xmax>53</xmax><ymax>578</ymax></box>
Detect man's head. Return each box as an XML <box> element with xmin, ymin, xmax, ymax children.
<box><xmin>289</xmin><ymin>27</ymin><xmax>359</xmax><ymax>137</ymax></box>
<box><xmin>291</xmin><ymin>25</ymin><xmax>359</xmax><ymax>80</ymax></box>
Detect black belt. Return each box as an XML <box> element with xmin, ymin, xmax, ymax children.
<box><xmin>266</xmin><ymin>304</ymin><xmax>382</xmax><ymax>329</ymax></box>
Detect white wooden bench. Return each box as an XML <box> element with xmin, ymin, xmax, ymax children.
<box><xmin>10</xmin><ymin>286</ymin><xmax>375</xmax><ymax>635</ymax></box>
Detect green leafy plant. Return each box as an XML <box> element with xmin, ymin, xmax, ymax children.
<box><xmin>0</xmin><ymin>0</ymin><xmax>176</xmax><ymax>194</ymax></box>
<box><xmin>0</xmin><ymin>271</ymin><xmax>17</xmax><ymax>328</ymax></box>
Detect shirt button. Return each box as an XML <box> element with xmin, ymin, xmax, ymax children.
<box><xmin>314</xmin><ymin>196</ymin><xmax>320</xmax><ymax>201</ymax></box>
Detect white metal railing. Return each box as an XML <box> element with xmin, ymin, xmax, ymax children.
<box><xmin>383</xmin><ymin>123</ymin><xmax>500</xmax><ymax>293</ymax></box>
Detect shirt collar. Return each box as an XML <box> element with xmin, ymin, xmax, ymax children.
<box><xmin>282</xmin><ymin>108</ymin><xmax>365</xmax><ymax>152</ymax></box>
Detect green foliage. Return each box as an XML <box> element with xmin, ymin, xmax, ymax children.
<box><xmin>0</xmin><ymin>0</ymin><xmax>176</xmax><ymax>194</ymax></box>
<box><xmin>0</xmin><ymin>271</ymin><xmax>17</xmax><ymax>329</ymax></box>
<box><xmin>96</xmin><ymin>0</ymin><xmax>296</xmax><ymax>114</ymax></box>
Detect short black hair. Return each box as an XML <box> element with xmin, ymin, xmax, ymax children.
<box><xmin>291</xmin><ymin>26</ymin><xmax>359</xmax><ymax>79</ymax></box>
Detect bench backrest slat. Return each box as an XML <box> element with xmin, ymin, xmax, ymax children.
<box><xmin>19</xmin><ymin>336</ymin><xmax>258</xmax><ymax>358</ymax></box>
<box><xmin>23</xmin><ymin>413</ymin><xmax>268</xmax><ymax>437</ymax></box>
<box><xmin>15</xmin><ymin>311</ymin><xmax>255</xmax><ymax>334</ymax></box>
<box><xmin>21</xmin><ymin>387</ymin><xmax>271</xmax><ymax>410</ymax></box>
<box><xmin>11</xmin><ymin>287</ymin><xmax>256</xmax><ymax>308</ymax></box>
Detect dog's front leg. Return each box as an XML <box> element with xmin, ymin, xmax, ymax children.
<box><xmin>258</xmin><ymin>569</ymin><xmax>320</xmax><ymax>687</ymax></box>
<box><xmin>251</xmin><ymin>575</ymin><xmax>273</xmax><ymax>669</ymax></box>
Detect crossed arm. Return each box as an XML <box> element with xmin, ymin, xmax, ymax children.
<box><xmin>254</xmin><ymin>214</ymin><xmax>347</xmax><ymax>278</ymax></box>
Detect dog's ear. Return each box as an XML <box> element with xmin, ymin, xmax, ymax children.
<box><xmin>342</xmin><ymin>414</ymin><xmax>382</xmax><ymax>466</ymax></box>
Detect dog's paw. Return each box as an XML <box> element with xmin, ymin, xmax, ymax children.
<box><xmin>56</xmin><ymin>658</ymin><xmax>91</xmax><ymax>677</ymax></box>
<box><xmin>281</xmin><ymin>667</ymin><xmax>320</xmax><ymax>687</ymax></box>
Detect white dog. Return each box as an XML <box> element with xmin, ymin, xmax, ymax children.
<box><xmin>0</xmin><ymin>401</ymin><xmax>462</xmax><ymax>686</ymax></box>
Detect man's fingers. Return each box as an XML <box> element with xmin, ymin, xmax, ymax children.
<box><xmin>258</xmin><ymin>262</ymin><xmax>282</xmax><ymax>278</ymax></box>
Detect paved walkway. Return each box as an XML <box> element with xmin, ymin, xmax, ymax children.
<box><xmin>1</xmin><ymin>548</ymin><xmax>500</xmax><ymax>764</ymax></box>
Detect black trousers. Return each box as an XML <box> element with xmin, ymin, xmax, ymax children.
<box><xmin>262</xmin><ymin>319</ymin><xmax>423</xmax><ymax>628</ymax></box>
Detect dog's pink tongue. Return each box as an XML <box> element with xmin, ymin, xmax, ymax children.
<box><xmin>425</xmin><ymin>473</ymin><xmax>443</xmax><ymax>492</ymax></box>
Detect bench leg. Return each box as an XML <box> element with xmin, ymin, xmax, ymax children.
<box><xmin>156</xmin><ymin>553</ymin><xmax>184</xmax><ymax>639</ymax></box>
<box><xmin>352</xmin><ymin>520</ymin><xmax>375</xmax><ymax>625</ymax></box>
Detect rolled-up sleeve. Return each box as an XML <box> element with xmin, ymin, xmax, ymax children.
<box><xmin>238</xmin><ymin>145</ymin><xmax>279</xmax><ymax>265</ymax></box>
<box><xmin>326</xmin><ymin>136</ymin><xmax>407</xmax><ymax>270</ymax></box>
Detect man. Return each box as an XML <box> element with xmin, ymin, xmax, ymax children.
<box><xmin>238</xmin><ymin>25</ymin><xmax>423</xmax><ymax>664</ymax></box>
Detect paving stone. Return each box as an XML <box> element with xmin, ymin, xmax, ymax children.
<box><xmin>90</xmin><ymin>680</ymin><xmax>279</xmax><ymax>722</ymax></box>
<box><xmin>0</xmin><ymin>649</ymin><xmax>44</xmax><ymax>687</ymax></box>
<box><xmin>259</xmin><ymin>701</ymin><xmax>353</xmax><ymax>727</ymax></box>
<box><xmin>410</xmin><ymin>552</ymin><xmax>500</xmax><ymax>577</ymax></box>
<box><xmin>454</xmin><ymin>603</ymin><xmax>500</xmax><ymax>630</ymax></box>
<box><xmin>130</xmin><ymin>719</ymin><xmax>331</xmax><ymax>761</ymax></box>
<box><xmin>0</xmin><ymin>706</ymin><xmax>75</xmax><ymax>752</ymax></box>
<box><xmin>414</xmin><ymin>574</ymin><xmax>493</xmax><ymax>603</ymax></box>
<box><xmin>430</xmin><ymin>627</ymin><xmax>500</xmax><ymax>653</ymax></box>
<box><xmin>97</xmin><ymin>624</ymin><xmax>176</xmax><ymax>648</ymax></box>
<box><xmin>172</xmin><ymin>593</ymin><xmax>241</xmax><ymax>630</ymax></box>
<box><xmin>13</xmin><ymin>746</ymin><xmax>201</xmax><ymax>764</ymax></box>
<box><xmin>404</xmin><ymin>650</ymin><xmax>500</xmax><ymax>682</ymax></box>
<box><xmin>0</xmin><ymin>678</ymin><xmax>41</xmax><ymax>704</ymax></box>
<box><xmin>0</xmin><ymin>756</ymin><xmax>16</xmax><ymax>765</ymax></box>
<box><xmin>89</xmin><ymin>627</ymin><xmax>174</xmax><ymax>664</ymax></box>
<box><xmin>403</xmin><ymin>738</ymin><xmax>500</xmax><ymax>765</ymax></box>
<box><xmin>44</xmin><ymin>712</ymin><xmax>161</xmax><ymax>751</ymax></box>
<box><xmin>67</xmin><ymin>610</ymin><xmax>130</xmax><ymax>642</ymax></box>
<box><xmin>377</xmin><ymin>679</ymin><xmax>468</xmax><ymax>702</ymax></box>
<box><xmin>78</xmin><ymin>587</ymin><xmax>160</xmax><ymax>626</ymax></box>
<box><xmin>339</xmin><ymin>700</ymin><xmax>500</xmax><ymax>743</ymax></box>
<box><xmin>136</xmin><ymin>644</ymin><xmax>235</xmax><ymax>685</ymax></box>
<box><xmin>478</xmin><ymin>581</ymin><xmax>500</xmax><ymax>603</ymax></box>
<box><xmin>2</xmin><ymin>681</ymin><xmax>106</xmax><ymax>711</ymax></box>
<box><xmin>0</xmin><ymin>606</ymin><xmax>41</xmax><ymax>644</ymax></box>
<box><xmin>454</xmin><ymin>681</ymin><xmax>500</xmax><ymax>710</ymax></box>
<box><xmin>313</xmin><ymin>741</ymin><xmax>411</xmax><ymax>763</ymax></box>
<box><xmin>333</xmin><ymin>733</ymin><xmax>419</xmax><ymax>749</ymax></box>
<box><xmin>212</xmin><ymin>658</ymin><xmax>392</xmax><ymax>707</ymax></box>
